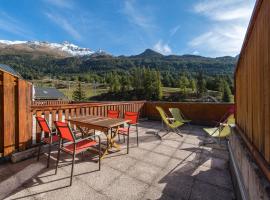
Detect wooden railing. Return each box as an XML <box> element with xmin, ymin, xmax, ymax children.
<box><xmin>235</xmin><ymin>0</ymin><xmax>270</xmax><ymax>180</ymax></box>
<box><xmin>1</xmin><ymin>98</ymin><xmax>234</xmax><ymax>156</ymax></box>
<box><xmin>145</xmin><ymin>102</ymin><xmax>233</xmax><ymax>125</ymax></box>
<box><xmin>31</xmin><ymin>101</ymin><xmax>146</xmax><ymax>144</ymax></box>
<box><xmin>32</xmin><ymin>100</ymin><xmax>73</xmax><ymax>106</ymax></box>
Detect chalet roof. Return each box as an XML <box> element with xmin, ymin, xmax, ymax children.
<box><xmin>34</xmin><ymin>87</ymin><xmax>67</xmax><ymax>100</ymax></box>
<box><xmin>0</xmin><ymin>64</ymin><xmax>23</xmax><ymax>78</ymax></box>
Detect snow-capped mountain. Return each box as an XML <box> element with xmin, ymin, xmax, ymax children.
<box><xmin>0</xmin><ymin>40</ymin><xmax>96</xmax><ymax>56</ymax></box>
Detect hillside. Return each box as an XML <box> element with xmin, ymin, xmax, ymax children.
<box><xmin>0</xmin><ymin>40</ymin><xmax>237</xmax><ymax>80</ymax></box>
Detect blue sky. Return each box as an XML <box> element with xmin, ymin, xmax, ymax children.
<box><xmin>0</xmin><ymin>0</ymin><xmax>255</xmax><ymax>57</ymax></box>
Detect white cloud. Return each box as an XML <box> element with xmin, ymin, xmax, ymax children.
<box><xmin>192</xmin><ymin>50</ymin><xmax>200</xmax><ymax>55</ymax></box>
<box><xmin>0</xmin><ymin>12</ymin><xmax>32</xmax><ymax>38</ymax></box>
<box><xmin>122</xmin><ymin>0</ymin><xmax>154</xmax><ymax>30</ymax></box>
<box><xmin>194</xmin><ymin>0</ymin><xmax>254</xmax><ymax>22</ymax></box>
<box><xmin>170</xmin><ymin>25</ymin><xmax>181</xmax><ymax>37</ymax></box>
<box><xmin>189</xmin><ymin>25</ymin><xmax>246</xmax><ymax>56</ymax></box>
<box><xmin>45</xmin><ymin>12</ymin><xmax>81</xmax><ymax>40</ymax></box>
<box><xmin>153</xmin><ymin>40</ymin><xmax>172</xmax><ymax>55</ymax></box>
<box><xmin>43</xmin><ymin>0</ymin><xmax>74</xmax><ymax>9</ymax></box>
<box><xmin>189</xmin><ymin>0</ymin><xmax>255</xmax><ymax>56</ymax></box>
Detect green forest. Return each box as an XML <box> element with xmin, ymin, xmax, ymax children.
<box><xmin>0</xmin><ymin>49</ymin><xmax>236</xmax><ymax>102</ymax></box>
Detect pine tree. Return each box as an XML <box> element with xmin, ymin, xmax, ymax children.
<box><xmin>120</xmin><ymin>75</ymin><xmax>131</xmax><ymax>92</ymax></box>
<box><xmin>112</xmin><ymin>75</ymin><xmax>121</xmax><ymax>93</ymax></box>
<box><xmin>154</xmin><ymin>71</ymin><xmax>163</xmax><ymax>100</ymax></box>
<box><xmin>222</xmin><ymin>81</ymin><xmax>232</xmax><ymax>102</ymax></box>
<box><xmin>196</xmin><ymin>71</ymin><xmax>207</xmax><ymax>97</ymax></box>
<box><xmin>190</xmin><ymin>79</ymin><xmax>196</xmax><ymax>92</ymax></box>
<box><xmin>72</xmin><ymin>82</ymin><xmax>86</xmax><ymax>101</ymax></box>
<box><xmin>179</xmin><ymin>75</ymin><xmax>190</xmax><ymax>94</ymax></box>
<box><xmin>144</xmin><ymin>68</ymin><xmax>153</xmax><ymax>100</ymax></box>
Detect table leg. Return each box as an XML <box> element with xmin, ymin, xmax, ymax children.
<box><xmin>109</xmin><ymin>126</ymin><xmax>121</xmax><ymax>150</ymax></box>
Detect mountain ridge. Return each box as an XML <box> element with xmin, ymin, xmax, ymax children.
<box><xmin>0</xmin><ymin>40</ymin><xmax>237</xmax><ymax>80</ymax></box>
<box><xmin>0</xmin><ymin>40</ymin><xmax>95</xmax><ymax>57</ymax></box>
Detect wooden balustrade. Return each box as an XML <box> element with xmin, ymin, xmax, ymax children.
<box><xmin>145</xmin><ymin>102</ymin><xmax>234</xmax><ymax>125</ymax></box>
<box><xmin>1</xmin><ymin>96</ymin><xmax>234</xmax><ymax>157</ymax></box>
<box><xmin>32</xmin><ymin>100</ymin><xmax>73</xmax><ymax>106</ymax></box>
<box><xmin>31</xmin><ymin>101</ymin><xmax>146</xmax><ymax>145</ymax></box>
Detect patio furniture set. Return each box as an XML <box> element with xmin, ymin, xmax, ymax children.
<box><xmin>35</xmin><ymin>107</ymin><xmax>234</xmax><ymax>186</ymax></box>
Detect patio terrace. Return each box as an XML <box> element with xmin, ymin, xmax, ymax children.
<box><xmin>1</xmin><ymin>121</ymin><xmax>234</xmax><ymax>200</ymax></box>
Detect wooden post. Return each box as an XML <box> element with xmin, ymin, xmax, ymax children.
<box><xmin>17</xmin><ymin>80</ymin><xmax>32</xmax><ymax>151</ymax></box>
<box><xmin>3</xmin><ymin>73</ymin><xmax>16</xmax><ymax>156</ymax></box>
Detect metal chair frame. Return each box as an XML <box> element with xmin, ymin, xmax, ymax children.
<box><xmin>36</xmin><ymin>117</ymin><xmax>58</xmax><ymax>168</ymax></box>
<box><xmin>54</xmin><ymin>121</ymin><xmax>101</xmax><ymax>186</ymax></box>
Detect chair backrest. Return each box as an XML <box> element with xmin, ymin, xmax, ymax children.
<box><xmin>226</xmin><ymin>114</ymin><xmax>235</xmax><ymax>125</ymax></box>
<box><xmin>156</xmin><ymin>106</ymin><xmax>171</xmax><ymax>126</ymax></box>
<box><xmin>124</xmin><ymin>111</ymin><xmax>139</xmax><ymax>124</ymax></box>
<box><xmin>219</xmin><ymin>105</ymin><xmax>235</xmax><ymax>124</ymax></box>
<box><xmin>108</xmin><ymin>110</ymin><xmax>120</xmax><ymax>119</ymax></box>
<box><xmin>169</xmin><ymin>108</ymin><xmax>185</xmax><ymax>122</ymax></box>
<box><xmin>54</xmin><ymin>121</ymin><xmax>75</xmax><ymax>142</ymax></box>
<box><xmin>36</xmin><ymin>117</ymin><xmax>51</xmax><ymax>134</ymax></box>
<box><xmin>220</xmin><ymin>114</ymin><xmax>235</xmax><ymax>135</ymax></box>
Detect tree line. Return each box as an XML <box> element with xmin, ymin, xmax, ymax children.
<box><xmin>73</xmin><ymin>67</ymin><xmax>233</xmax><ymax>102</ymax></box>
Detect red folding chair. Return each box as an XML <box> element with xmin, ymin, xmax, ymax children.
<box><xmin>36</xmin><ymin>117</ymin><xmax>59</xmax><ymax>168</ymax></box>
<box><xmin>107</xmin><ymin>110</ymin><xmax>120</xmax><ymax>140</ymax></box>
<box><xmin>107</xmin><ymin>110</ymin><xmax>120</xmax><ymax>118</ymax></box>
<box><xmin>54</xmin><ymin>121</ymin><xmax>101</xmax><ymax>186</ymax></box>
<box><xmin>118</xmin><ymin>112</ymin><xmax>139</xmax><ymax>154</ymax></box>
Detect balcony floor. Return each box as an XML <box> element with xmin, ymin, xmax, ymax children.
<box><xmin>2</xmin><ymin>121</ymin><xmax>234</xmax><ymax>200</ymax></box>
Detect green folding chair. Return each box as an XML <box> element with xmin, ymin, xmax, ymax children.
<box><xmin>169</xmin><ymin>108</ymin><xmax>191</xmax><ymax>129</ymax></box>
<box><xmin>156</xmin><ymin>106</ymin><xmax>184</xmax><ymax>139</ymax></box>
<box><xmin>203</xmin><ymin>114</ymin><xmax>235</xmax><ymax>145</ymax></box>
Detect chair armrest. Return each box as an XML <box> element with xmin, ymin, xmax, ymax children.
<box><xmin>167</xmin><ymin>117</ymin><xmax>175</xmax><ymax>123</ymax></box>
<box><xmin>220</xmin><ymin>123</ymin><xmax>229</xmax><ymax>127</ymax></box>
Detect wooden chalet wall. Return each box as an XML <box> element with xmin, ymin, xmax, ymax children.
<box><xmin>235</xmin><ymin>0</ymin><xmax>270</xmax><ymax>179</ymax></box>
<box><xmin>0</xmin><ymin>70</ymin><xmax>32</xmax><ymax>157</ymax></box>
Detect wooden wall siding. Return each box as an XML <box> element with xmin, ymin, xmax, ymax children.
<box><xmin>2</xmin><ymin>72</ymin><xmax>16</xmax><ymax>156</ymax></box>
<box><xmin>0</xmin><ymin>71</ymin><xmax>32</xmax><ymax>156</ymax></box>
<box><xmin>235</xmin><ymin>0</ymin><xmax>270</xmax><ymax>165</ymax></box>
<box><xmin>18</xmin><ymin>80</ymin><xmax>32</xmax><ymax>150</ymax></box>
<box><xmin>0</xmin><ymin>72</ymin><xmax>3</xmax><ymax>155</ymax></box>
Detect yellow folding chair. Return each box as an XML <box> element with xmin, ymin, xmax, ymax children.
<box><xmin>156</xmin><ymin>106</ymin><xmax>184</xmax><ymax>139</ymax></box>
<box><xmin>203</xmin><ymin>114</ymin><xmax>235</xmax><ymax>145</ymax></box>
<box><xmin>169</xmin><ymin>107</ymin><xmax>192</xmax><ymax>130</ymax></box>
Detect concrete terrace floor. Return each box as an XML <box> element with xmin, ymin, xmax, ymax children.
<box><xmin>1</xmin><ymin>121</ymin><xmax>235</xmax><ymax>200</ymax></box>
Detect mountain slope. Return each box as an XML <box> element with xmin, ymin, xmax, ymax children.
<box><xmin>0</xmin><ymin>40</ymin><xmax>237</xmax><ymax>79</ymax></box>
<box><xmin>0</xmin><ymin>40</ymin><xmax>94</xmax><ymax>57</ymax></box>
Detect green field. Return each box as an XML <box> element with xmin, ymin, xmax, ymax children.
<box><xmin>32</xmin><ymin>79</ymin><xmax>108</xmax><ymax>100</ymax></box>
<box><xmin>31</xmin><ymin>79</ymin><xmax>233</xmax><ymax>102</ymax></box>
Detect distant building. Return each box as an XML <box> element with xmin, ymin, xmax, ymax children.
<box><xmin>197</xmin><ymin>95</ymin><xmax>218</xmax><ymax>102</ymax></box>
<box><xmin>33</xmin><ymin>87</ymin><xmax>67</xmax><ymax>100</ymax></box>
